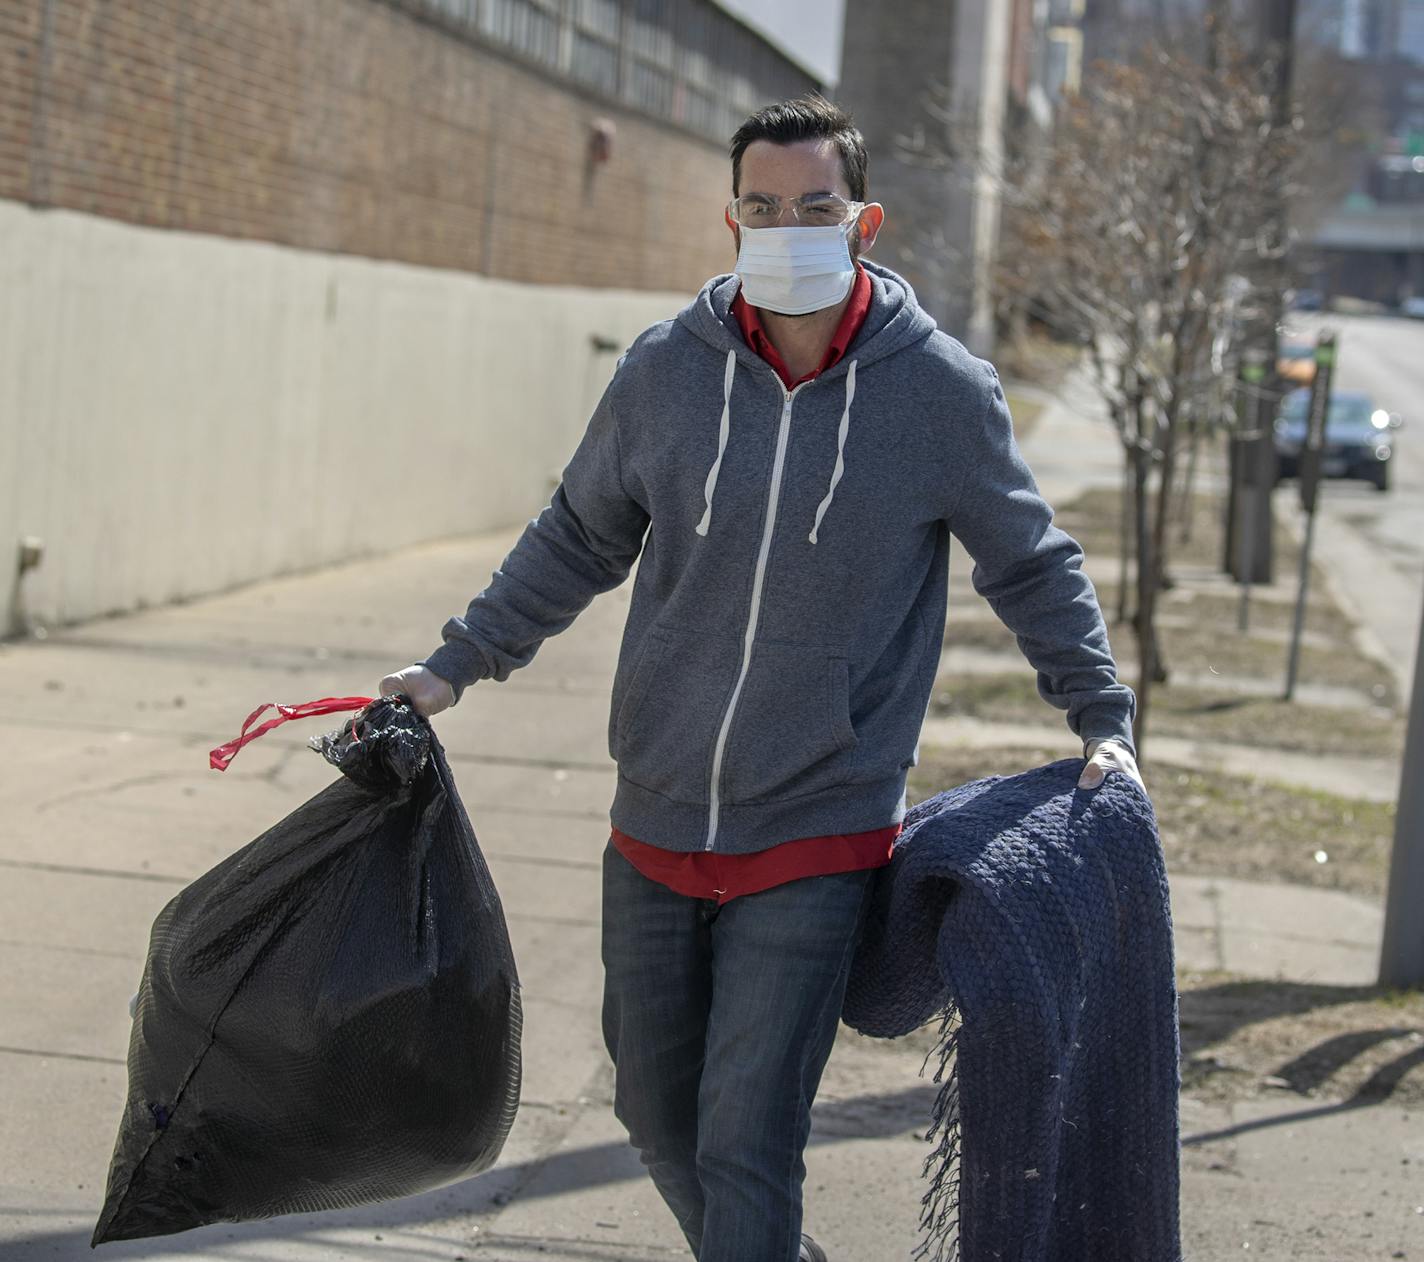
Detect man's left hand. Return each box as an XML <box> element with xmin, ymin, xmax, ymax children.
<box><xmin>1078</xmin><ymin>737</ymin><xmax>1146</xmax><ymax>793</ymax></box>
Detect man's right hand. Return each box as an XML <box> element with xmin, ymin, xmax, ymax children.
<box><xmin>379</xmin><ymin>665</ymin><xmax>457</xmax><ymax>718</ymax></box>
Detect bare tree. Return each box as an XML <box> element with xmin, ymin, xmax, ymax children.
<box><xmin>899</xmin><ymin>19</ymin><xmax>1309</xmax><ymax>756</ymax></box>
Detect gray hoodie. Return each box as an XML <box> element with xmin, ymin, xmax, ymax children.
<box><xmin>422</xmin><ymin>261</ymin><xmax>1135</xmax><ymax>855</ymax></box>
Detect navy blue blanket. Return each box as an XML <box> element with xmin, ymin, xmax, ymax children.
<box><xmin>843</xmin><ymin>760</ymin><xmax>1182</xmax><ymax>1261</ymax></box>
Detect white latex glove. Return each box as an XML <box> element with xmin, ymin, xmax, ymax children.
<box><xmin>379</xmin><ymin>664</ymin><xmax>457</xmax><ymax>718</ymax></box>
<box><xmin>1078</xmin><ymin>737</ymin><xmax>1146</xmax><ymax>793</ymax></box>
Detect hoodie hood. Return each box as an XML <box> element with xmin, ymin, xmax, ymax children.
<box><xmin>674</xmin><ymin>259</ymin><xmax>941</xmax><ymax>554</ymax></box>
<box><xmin>676</xmin><ymin>259</ymin><xmax>939</xmax><ymax>382</ymax></box>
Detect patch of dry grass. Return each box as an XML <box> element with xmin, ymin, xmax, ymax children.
<box><xmin>1094</xmin><ymin>582</ymin><xmax>1359</xmax><ymax>643</ymax></box>
<box><xmin>909</xmin><ymin>744</ymin><xmax>1396</xmax><ymax>898</ymax></box>
<box><xmin>926</xmin><ymin>671</ymin><xmax>1404</xmax><ymax>760</ymax></box>
<box><xmin>1054</xmin><ymin>486</ymin><xmax>1310</xmax><ymax>579</ymax></box>
<box><xmin>996</xmin><ymin>331</ymin><xmax>1084</xmax><ymax>390</ymax></box>
<box><xmin>946</xmin><ymin>614</ymin><xmax>1396</xmax><ymax>706</ymax></box>
<box><xmin>1002</xmin><ymin>389</ymin><xmax>1046</xmax><ymax>442</ymax></box>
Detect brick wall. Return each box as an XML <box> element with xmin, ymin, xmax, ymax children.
<box><xmin>0</xmin><ymin>0</ymin><xmax>741</xmax><ymax>291</ymax></box>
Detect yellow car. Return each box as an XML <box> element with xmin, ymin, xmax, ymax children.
<box><xmin>1277</xmin><ymin>338</ymin><xmax>1317</xmax><ymax>386</ymax></box>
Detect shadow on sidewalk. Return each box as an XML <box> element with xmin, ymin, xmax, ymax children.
<box><xmin>4</xmin><ymin>1083</ymin><xmax>939</xmax><ymax>1260</ymax></box>
<box><xmin>1182</xmin><ymin>1057</ymin><xmax>1424</xmax><ymax>1151</ymax></box>
<box><xmin>1180</xmin><ymin>978</ymin><xmax>1424</xmax><ymax>1096</ymax></box>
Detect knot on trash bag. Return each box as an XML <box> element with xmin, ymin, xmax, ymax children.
<box><xmin>311</xmin><ymin>694</ymin><xmax>431</xmax><ymax>790</ymax></box>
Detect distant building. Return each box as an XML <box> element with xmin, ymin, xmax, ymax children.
<box><xmin>1041</xmin><ymin>0</ymin><xmax>1088</xmax><ymax>103</ymax></box>
<box><xmin>1071</xmin><ymin>0</ymin><xmax>1424</xmax><ymax>306</ymax></box>
<box><xmin>1010</xmin><ymin>0</ymin><xmax>1088</xmax><ymax>117</ymax></box>
<box><xmin>1299</xmin><ymin>0</ymin><xmax>1424</xmax><ymax>61</ymax></box>
<box><xmin>1291</xmin><ymin>0</ymin><xmax>1424</xmax><ymax>303</ymax></box>
<box><xmin>1340</xmin><ymin>0</ymin><xmax>1393</xmax><ymax>57</ymax></box>
<box><xmin>1082</xmin><ymin>0</ymin><xmax>1424</xmax><ymax>65</ymax></box>
<box><xmin>1080</xmin><ymin>0</ymin><xmax>1218</xmax><ymax>67</ymax></box>
<box><xmin>1400</xmin><ymin>0</ymin><xmax>1424</xmax><ymax>58</ymax></box>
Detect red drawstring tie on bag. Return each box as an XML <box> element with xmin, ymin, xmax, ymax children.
<box><xmin>209</xmin><ymin>696</ymin><xmax>377</xmax><ymax>771</ymax></box>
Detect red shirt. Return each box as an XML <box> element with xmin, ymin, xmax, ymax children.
<box><xmin>612</xmin><ymin>265</ymin><xmax>897</xmax><ymax>903</ymax></box>
<box><xmin>731</xmin><ymin>263</ymin><xmax>874</xmax><ymax>390</ymax></box>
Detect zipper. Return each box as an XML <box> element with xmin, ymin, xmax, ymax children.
<box><xmin>703</xmin><ymin>375</ymin><xmax>810</xmax><ymax>852</ymax></box>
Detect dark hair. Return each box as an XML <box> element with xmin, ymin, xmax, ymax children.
<box><xmin>730</xmin><ymin>95</ymin><xmax>868</xmax><ymax>202</ymax></box>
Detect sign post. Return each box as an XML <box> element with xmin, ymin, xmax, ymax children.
<box><xmin>1284</xmin><ymin>332</ymin><xmax>1335</xmax><ymax>701</ymax></box>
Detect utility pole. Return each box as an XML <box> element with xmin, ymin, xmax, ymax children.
<box><xmin>1259</xmin><ymin>0</ymin><xmax>1297</xmax><ymax>363</ymax></box>
<box><xmin>1380</xmin><ymin>579</ymin><xmax>1424</xmax><ymax>989</ymax></box>
<box><xmin>1260</xmin><ymin>0</ymin><xmax>1297</xmax><ymax>536</ymax></box>
<box><xmin>1228</xmin><ymin>0</ymin><xmax>1297</xmax><ymax>585</ymax></box>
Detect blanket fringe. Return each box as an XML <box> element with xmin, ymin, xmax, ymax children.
<box><xmin>914</xmin><ymin>1001</ymin><xmax>964</xmax><ymax>1262</ymax></box>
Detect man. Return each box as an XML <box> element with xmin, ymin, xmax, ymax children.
<box><xmin>381</xmin><ymin>96</ymin><xmax>1142</xmax><ymax>1262</ymax></box>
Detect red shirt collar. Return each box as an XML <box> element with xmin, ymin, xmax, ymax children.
<box><xmin>730</xmin><ymin>264</ymin><xmax>872</xmax><ymax>390</ymax></box>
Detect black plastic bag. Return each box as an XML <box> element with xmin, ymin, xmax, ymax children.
<box><xmin>92</xmin><ymin>694</ymin><xmax>522</xmax><ymax>1246</ymax></box>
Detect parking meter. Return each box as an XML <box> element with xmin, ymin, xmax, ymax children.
<box><xmin>1298</xmin><ymin>334</ymin><xmax>1335</xmax><ymax>514</ymax></box>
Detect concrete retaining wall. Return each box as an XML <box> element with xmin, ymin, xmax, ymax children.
<box><xmin>0</xmin><ymin>201</ymin><xmax>688</xmax><ymax>634</ymax></box>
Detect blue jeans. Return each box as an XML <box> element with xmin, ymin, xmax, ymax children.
<box><xmin>600</xmin><ymin>841</ymin><xmax>876</xmax><ymax>1262</ymax></box>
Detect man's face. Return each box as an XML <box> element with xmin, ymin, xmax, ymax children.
<box><xmin>728</xmin><ymin>138</ymin><xmax>883</xmax><ymax>262</ymax></box>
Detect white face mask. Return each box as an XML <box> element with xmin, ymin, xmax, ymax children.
<box><xmin>734</xmin><ymin>222</ymin><xmax>858</xmax><ymax>316</ymax></box>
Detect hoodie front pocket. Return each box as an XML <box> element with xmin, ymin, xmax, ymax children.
<box><xmin>614</xmin><ymin>625</ymin><xmax>738</xmax><ymax>805</ymax></box>
<box><xmin>721</xmin><ymin>642</ymin><xmax>858</xmax><ymax>805</ymax></box>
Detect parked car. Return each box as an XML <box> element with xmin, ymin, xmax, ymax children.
<box><xmin>1402</xmin><ymin>295</ymin><xmax>1424</xmax><ymax>319</ymax></box>
<box><xmin>1288</xmin><ymin>287</ymin><xmax>1325</xmax><ymax>311</ymax></box>
<box><xmin>1274</xmin><ymin>389</ymin><xmax>1402</xmax><ymax>492</ymax></box>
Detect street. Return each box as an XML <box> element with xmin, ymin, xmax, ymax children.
<box><xmin>1291</xmin><ymin>311</ymin><xmax>1424</xmax><ymax>695</ymax></box>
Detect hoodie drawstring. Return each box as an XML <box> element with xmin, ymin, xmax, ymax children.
<box><xmin>809</xmin><ymin>359</ymin><xmax>856</xmax><ymax>545</ymax></box>
<box><xmin>695</xmin><ymin>352</ymin><xmax>858</xmax><ymax>544</ymax></box>
<box><xmin>695</xmin><ymin>348</ymin><xmax>738</xmax><ymax>537</ymax></box>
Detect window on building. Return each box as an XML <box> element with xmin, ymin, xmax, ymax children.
<box><xmin>403</xmin><ymin>0</ymin><xmax>817</xmax><ymax>143</ymax></box>
<box><xmin>481</xmin><ymin>0</ymin><xmax>564</xmax><ymax>70</ymax></box>
<box><xmin>571</xmin><ymin>0</ymin><xmax>620</xmax><ymax>94</ymax></box>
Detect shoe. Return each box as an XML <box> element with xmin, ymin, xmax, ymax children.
<box><xmin>800</xmin><ymin>1234</ymin><xmax>828</xmax><ymax>1262</ymax></box>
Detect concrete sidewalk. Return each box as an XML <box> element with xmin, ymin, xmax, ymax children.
<box><xmin>0</xmin><ymin>379</ymin><xmax>1418</xmax><ymax>1261</ymax></box>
